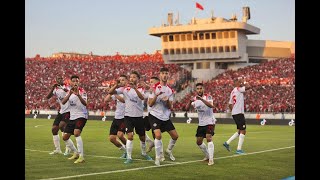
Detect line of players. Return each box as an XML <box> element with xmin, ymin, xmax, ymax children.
<box><xmin>47</xmin><ymin>67</ymin><xmax>249</xmax><ymax>166</ymax></box>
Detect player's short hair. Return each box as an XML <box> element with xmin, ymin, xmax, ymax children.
<box><xmin>70</xmin><ymin>75</ymin><xmax>79</xmax><ymax>80</ymax></box>
<box><xmin>150</xmin><ymin>76</ymin><xmax>160</xmax><ymax>81</ymax></box>
<box><xmin>195</xmin><ymin>83</ymin><xmax>204</xmax><ymax>87</ymax></box>
<box><xmin>119</xmin><ymin>74</ymin><xmax>127</xmax><ymax>79</ymax></box>
<box><xmin>160</xmin><ymin>67</ymin><xmax>169</xmax><ymax>72</ymax></box>
<box><xmin>131</xmin><ymin>71</ymin><xmax>140</xmax><ymax>79</ymax></box>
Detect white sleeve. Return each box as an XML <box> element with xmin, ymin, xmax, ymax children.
<box><xmin>115</xmin><ymin>87</ymin><xmax>124</xmax><ymax>94</ymax></box>
<box><xmin>228</xmin><ymin>93</ymin><xmax>233</xmax><ymax>105</ymax></box>
<box><xmin>111</xmin><ymin>95</ymin><xmax>116</xmax><ymax>101</ymax></box>
<box><xmin>239</xmin><ymin>86</ymin><xmax>245</xmax><ymax>93</ymax></box>
<box><xmin>169</xmin><ymin>94</ymin><xmax>174</xmax><ymax>101</ymax></box>
<box><xmin>81</xmin><ymin>91</ymin><xmax>88</xmax><ymax>102</ymax></box>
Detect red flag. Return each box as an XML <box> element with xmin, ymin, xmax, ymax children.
<box><xmin>196</xmin><ymin>2</ymin><xmax>204</xmax><ymax>10</ymax></box>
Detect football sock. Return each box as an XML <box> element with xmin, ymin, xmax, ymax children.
<box><xmin>75</xmin><ymin>136</ymin><xmax>84</xmax><ymax>157</ymax></box>
<box><xmin>227</xmin><ymin>132</ymin><xmax>239</xmax><ymax>144</ymax></box>
<box><xmin>237</xmin><ymin>134</ymin><xmax>245</xmax><ymax>150</ymax></box>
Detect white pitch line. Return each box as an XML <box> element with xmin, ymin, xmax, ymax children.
<box><xmin>25</xmin><ymin>149</ymin><xmax>177</xmax><ymax>164</ymax></box>
<box><xmin>34</xmin><ymin>125</ymin><xmax>44</xmax><ymax>128</ymax></box>
<box><xmin>36</xmin><ymin>146</ymin><xmax>295</xmax><ymax>180</ymax></box>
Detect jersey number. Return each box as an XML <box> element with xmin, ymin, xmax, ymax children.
<box><xmin>232</xmin><ymin>95</ymin><xmax>236</xmax><ymax>105</ymax></box>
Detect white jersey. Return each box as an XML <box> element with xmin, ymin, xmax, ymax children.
<box><xmin>53</xmin><ymin>84</ymin><xmax>71</xmax><ymax>114</ymax></box>
<box><xmin>149</xmin><ymin>82</ymin><xmax>174</xmax><ymax>121</ymax></box>
<box><xmin>116</xmin><ymin>86</ymin><xmax>145</xmax><ymax>117</ymax></box>
<box><xmin>229</xmin><ymin>86</ymin><xmax>245</xmax><ymax>115</ymax></box>
<box><xmin>68</xmin><ymin>87</ymin><xmax>88</xmax><ymax>120</ymax></box>
<box><xmin>191</xmin><ymin>94</ymin><xmax>216</xmax><ymax>126</ymax></box>
<box><xmin>111</xmin><ymin>94</ymin><xmax>125</xmax><ymax>119</ymax></box>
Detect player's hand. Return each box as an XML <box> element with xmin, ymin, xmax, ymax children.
<box><xmin>128</xmin><ymin>82</ymin><xmax>136</xmax><ymax>88</ymax></box>
<box><xmin>156</xmin><ymin>91</ymin><xmax>164</xmax><ymax>96</ymax></box>
<box><xmin>73</xmin><ymin>86</ymin><xmax>79</xmax><ymax>95</ymax></box>
<box><xmin>161</xmin><ymin>96</ymin><xmax>169</xmax><ymax>101</ymax></box>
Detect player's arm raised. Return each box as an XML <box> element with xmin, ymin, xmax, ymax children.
<box><xmin>114</xmin><ymin>94</ymin><xmax>125</xmax><ymax>103</ymax></box>
<box><xmin>108</xmin><ymin>80</ymin><xmax>120</xmax><ymax>95</ymax></box>
<box><xmin>185</xmin><ymin>98</ymin><xmax>194</xmax><ymax>111</ymax></box>
<box><xmin>46</xmin><ymin>84</ymin><xmax>58</xmax><ymax>99</ymax></box>
<box><xmin>61</xmin><ymin>88</ymin><xmax>73</xmax><ymax>105</ymax></box>
<box><xmin>74</xmin><ymin>88</ymin><xmax>87</xmax><ymax>106</ymax></box>
<box><xmin>197</xmin><ymin>95</ymin><xmax>214</xmax><ymax>108</ymax></box>
<box><xmin>148</xmin><ymin>91</ymin><xmax>163</xmax><ymax>107</ymax></box>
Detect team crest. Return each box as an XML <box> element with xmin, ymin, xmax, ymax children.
<box><xmin>153</xmin><ymin>123</ymin><xmax>157</xmax><ymax>127</ymax></box>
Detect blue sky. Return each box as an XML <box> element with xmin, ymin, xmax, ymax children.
<box><xmin>25</xmin><ymin>0</ymin><xmax>295</xmax><ymax>57</ymax></box>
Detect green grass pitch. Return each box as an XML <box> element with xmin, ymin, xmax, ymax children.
<box><xmin>26</xmin><ymin>118</ymin><xmax>295</xmax><ymax>180</ymax></box>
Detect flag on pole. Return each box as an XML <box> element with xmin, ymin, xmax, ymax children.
<box><xmin>196</xmin><ymin>2</ymin><xmax>204</xmax><ymax>10</ymax></box>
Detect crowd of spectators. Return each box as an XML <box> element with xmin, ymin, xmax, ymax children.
<box><xmin>26</xmin><ymin>54</ymin><xmax>294</xmax><ymax>114</ymax></box>
<box><xmin>173</xmin><ymin>58</ymin><xmax>295</xmax><ymax>113</ymax></box>
<box><xmin>25</xmin><ymin>52</ymin><xmax>191</xmax><ymax>111</ymax></box>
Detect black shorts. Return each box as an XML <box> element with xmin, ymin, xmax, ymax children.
<box><xmin>64</xmin><ymin>118</ymin><xmax>87</xmax><ymax>134</ymax></box>
<box><xmin>195</xmin><ymin>125</ymin><xmax>215</xmax><ymax>138</ymax></box>
<box><xmin>232</xmin><ymin>114</ymin><xmax>246</xmax><ymax>130</ymax></box>
<box><xmin>124</xmin><ymin>116</ymin><xmax>145</xmax><ymax>136</ymax></box>
<box><xmin>144</xmin><ymin>115</ymin><xmax>151</xmax><ymax>131</ymax></box>
<box><xmin>109</xmin><ymin>118</ymin><xmax>125</xmax><ymax>135</ymax></box>
<box><xmin>53</xmin><ymin>112</ymin><xmax>70</xmax><ymax>126</ymax></box>
<box><xmin>148</xmin><ymin>113</ymin><xmax>175</xmax><ymax>133</ymax></box>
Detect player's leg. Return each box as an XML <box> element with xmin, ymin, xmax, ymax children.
<box><xmin>63</xmin><ymin>121</ymin><xmax>78</xmax><ymax>160</ymax></box>
<box><xmin>117</xmin><ymin>131</ymin><xmax>127</xmax><ymax>158</ymax></box>
<box><xmin>144</xmin><ymin>116</ymin><xmax>154</xmax><ymax>147</ymax></box>
<box><xmin>109</xmin><ymin>119</ymin><xmax>125</xmax><ymax>148</ymax></box>
<box><xmin>223</xmin><ymin>115</ymin><xmax>239</xmax><ymax>152</ymax></box>
<box><xmin>165</xmin><ymin>120</ymin><xmax>178</xmax><ymax>161</ymax></box>
<box><xmin>59</xmin><ymin>113</ymin><xmax>71</xmax><ymax>156</ymax></box>
<box><xmin>206</xmin><ymin>125</ymin><xmax>215</xmax><ymax>165</ymax></box>
<box><xmin>136</xmin><ymin>117</ymin><xmax>152</xmax><ymax>160</ymax></box>
<box><xmin>236</xmin><ymin>114</ymin><xmax>246</xmax><ymax>154</ymax></box>
<box><xmin>73</xmin><ymin>118</ymin><xmax>87</xmax><ymax>163</ymax></box>
<box><xmin>123</xmin><ymin>116</ymin><xmax>134</xmax><ymax>164</ymax></box>
<box><xmin>50</xmin><ymin>113</ymin><xmax>62</xmax><ymax>154</ymax></box>
<box><xmin>196</xmin><ymin>126</ymin><xmax>209</xmax><ymax>161</ymax></box>
<box><xmin>149</xmin><ymin>114</ymin><xmax>163</xmax><ymax>165</ymax></box>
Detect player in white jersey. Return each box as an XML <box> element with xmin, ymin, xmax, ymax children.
<box><xmin>143</xmin><ymin>77</ymin><xmax>160</xmax><ymax>154</ymax></box>
<box><xmin>61</xmin><ymin>75</ymin><xmax>88</xmax><ymax>163</ymax></box>
<box><xmin>46</xmin><ymin>75</ymin><xmax>72</xmax><ymax>155</ymax></box>
<box><xmin>104</xmin><ymin>75</ymin><xmax>127</xmax><ymax>159</ymax></box>
<box><xmin>185</xmin><ymin>83</ymin><xmax>216</xmax><ymax>165</ymax></box>
<box><xmin>223</xmin><ymin>78</ymin><xmax>251</xmax><ymax>154</ymax></box>
<box><xmin>148</xmin><ymin>67</ymin><xmax>178</xmax><ymax>166</ymax></box>
<box><xmin>108</xmin><ymin>71</ymin><xmax>152</xmax><ymax>164</ymax></box>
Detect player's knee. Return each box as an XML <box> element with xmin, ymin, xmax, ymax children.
<box><xmin>62</xmin><ymin>135</ymin><xmax>69</xmax><ymax>141</ymax></box>
<box><xmin>172</xmin><ymin>135</ymin><xmax>179</xmax><ymax>141</ymax></box>
<box><xmin>109</xmin><ymin>136</ymin><xmax>117</xmax><ymax>143</ymax></box>
<box><xmin>52</xmin><ymin>126</ymin><xmax>59</xmax><ymax>135</ymax></box>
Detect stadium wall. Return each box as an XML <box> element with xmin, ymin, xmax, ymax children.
<box><xmin>25</xmin><ymin>110</ymin><xmax>295</xmax><ymax>125</ymax></box>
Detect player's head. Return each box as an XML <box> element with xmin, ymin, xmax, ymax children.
<box><xmin>118</xmin><ymin>74</ymin><xmax>128</xmax><ymax>86</ymax></box>
<box><xmin>55</xmin><ymin>75</ymin><xmax>64</xmax><ymax>85</ymax></box>
<box><xmin>70</xmin><ymin>75</ymin><xmax>80</xmax><ymax>88</ymax></box>
<box><xmin>130</xmin><ymin>71</ymin><xmax>140</xmax><ymax>84</ymax></box>
<box><xmin>159</xmin><ymin>67</ymin><xmax>169</xmax><ymax>83</ymax></box>
<box><xmin>195</xmin><ymin>83</ymin><xmax>204</xmax><ymax>96</ymax></box>
<box><xmin>234</xmin><ymin>78</ymin><xmax>242</xmax><ymax>87</ymax></box>
<box><xmin>150</xmin><ymin>76</ymin><xmax>160</xmax><ymax>86</ymax></box>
